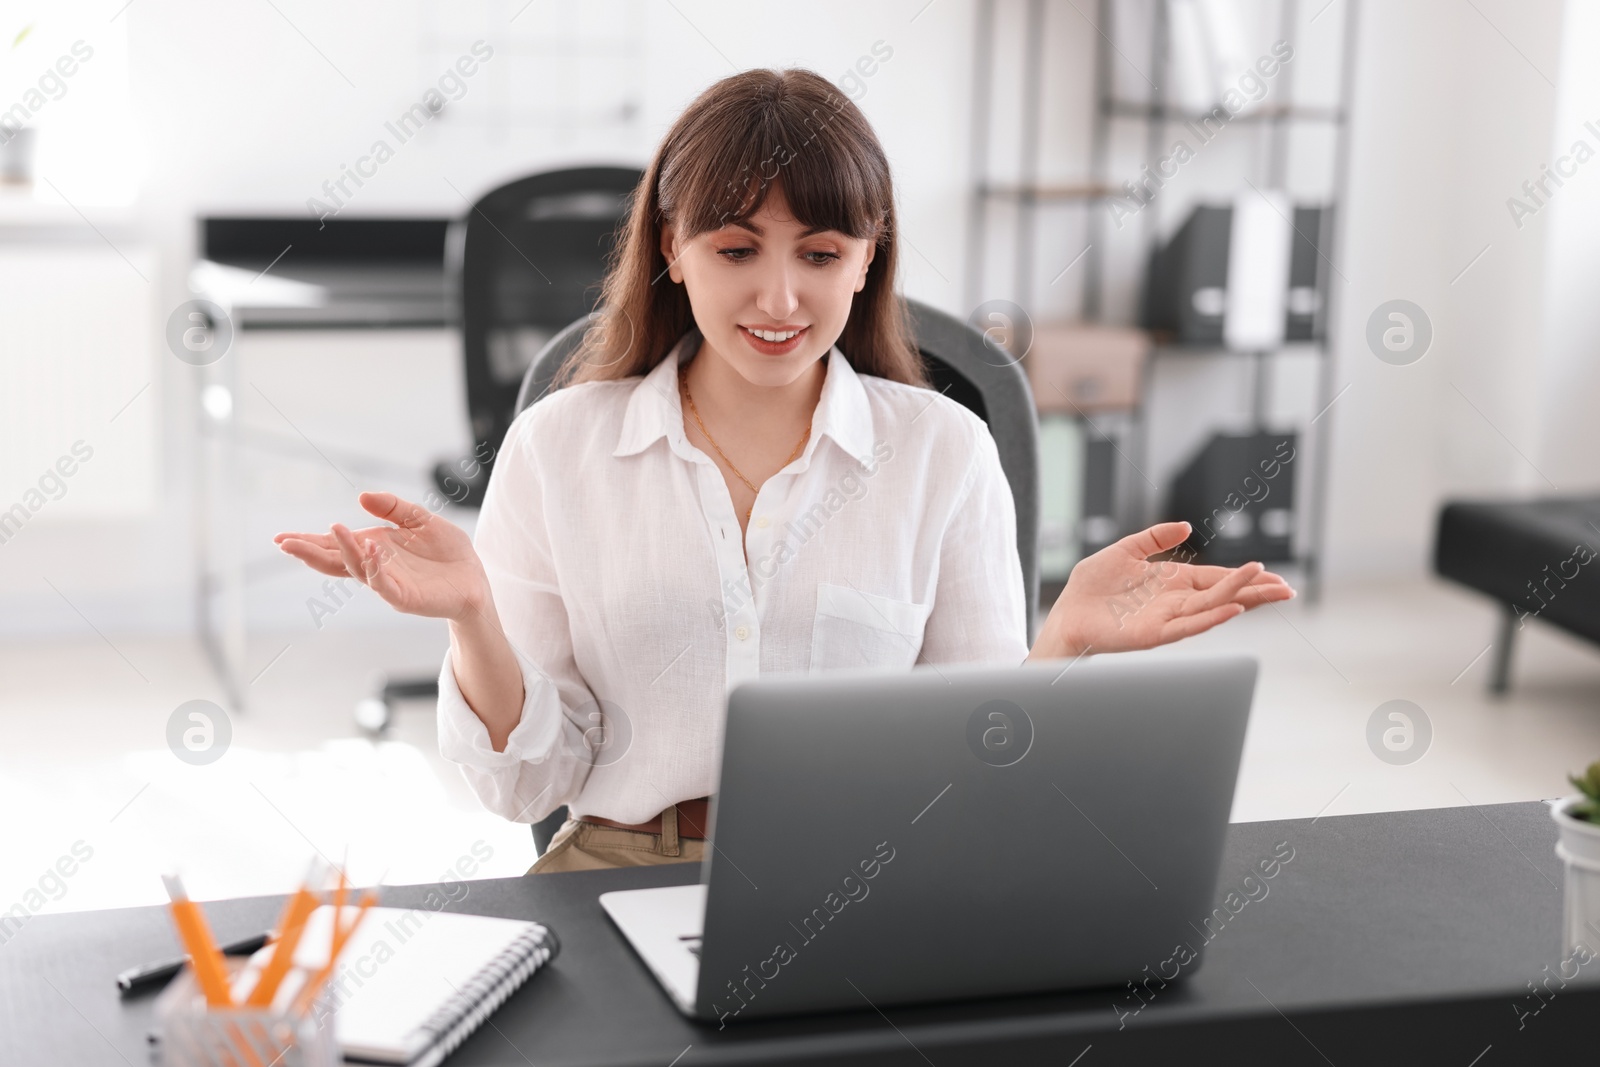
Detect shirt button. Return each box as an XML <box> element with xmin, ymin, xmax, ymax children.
<box><xmin>756</xmin><ymin>516</ymin><xmax>770</xmax><ymax>528</ymax></box>
<box><xmin>735</xmin><ymin>625</ymin><xmax>750</xmax><ymax>640</ymax></box>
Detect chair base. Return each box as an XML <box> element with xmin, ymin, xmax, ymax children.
<box><xmin>354</xmin><ymin>675</ymin><xmax>440</xmax><ymax>736</ymax></box>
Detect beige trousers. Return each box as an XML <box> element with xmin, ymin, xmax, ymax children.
<box><xmin>528</xmin><ymin>804</ymin><xmax>707</xmax><ymax>874</ymax></box>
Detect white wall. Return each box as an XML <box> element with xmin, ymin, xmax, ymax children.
<box><xmin>1320</xmin><ymin>0</ymin><xmax>1571</xmax><ymax>580</ymax></box>
<box><xmin>1534</xmin><ymin>0</ymin><xmax>1600</xmax><ymax>489</ymax></box>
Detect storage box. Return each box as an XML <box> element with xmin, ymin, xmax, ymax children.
<box><xmin>1166</xmin><ymin>430</ymin><xmax>1298</xmax><ymax>566</ymax></box>
<box><xmin>1026</xmin><ymin>322</ymin><xmax>1151</xmax><ymax>415</ymax></box>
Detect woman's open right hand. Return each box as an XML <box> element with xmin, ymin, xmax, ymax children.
<box><xmin>274</xmin><ymin>491</ymin><xmax>491</xmax><ymax>624</ymax></box>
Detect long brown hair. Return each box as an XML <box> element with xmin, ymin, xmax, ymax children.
<box><xmin>556</xmin><ymin>67</ymin><xmax>929</xmax><ymax>390</ymax></box>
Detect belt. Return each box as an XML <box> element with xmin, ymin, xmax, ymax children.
<box><xmin>579</xmin><ymin>796</ymin><xmax>712</xmax><ymax>840</ymax></box>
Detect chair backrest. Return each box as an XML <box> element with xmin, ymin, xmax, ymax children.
<box><xmin>448</xmin><ymin>166</ymin><xmax>643</xmax><ymax>499</ymax></box>
<box><xmin>515</xmin><ymin>299</ymin><xmax>1041</xmax><ymax>643</ymax></box>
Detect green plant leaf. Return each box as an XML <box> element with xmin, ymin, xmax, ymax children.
<box><xmin>1570</xmin><ymin>799</ymin><xmax>1600</xmax><ymax>823</ymax></box>
<box><xmin>1570</xmin><ymin>762</ymin><xmax>1600</xmax><ymax>802</ymax></box>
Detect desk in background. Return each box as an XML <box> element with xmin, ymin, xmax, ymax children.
<box><xmin>190</xmin><ymin>217</ymin><xmax>470</xmax><ymax>708</ymax></box>
<box><xmin>3</xmin><ymin>801</ymin><xmax>1592</xmax><ymax>1065</ymax></box>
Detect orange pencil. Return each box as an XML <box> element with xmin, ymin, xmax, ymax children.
<box><xmin>330</xmin><ymin>888</ymin><xmax>375</xmax><ymax>959</ymax></box>
<box><xmin>244</xmin><ymin>859</ymin><xmax>327</xmax><ymax>1007</ymax></box>
<box><xmin>293</xmin><ymin>888</ymin><xmax>378</xmax><ymax>1015</ymax></box>
<box><xmin>160</xmin><ymin>874</ymin><xmax>233</xmax><ymax>1008</ymax></box>
<box><xmin>330</xmin><ymin>862</ymin><xmax>349</xmax><ymax>929</ymax></box>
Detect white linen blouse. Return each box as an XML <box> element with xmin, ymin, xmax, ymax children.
<box><xmin>436</xmin><ymin>326</ymin><xmax>1030</xmax><ymax>825</ymax></box>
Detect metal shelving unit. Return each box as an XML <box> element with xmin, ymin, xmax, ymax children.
<box><xmin>965</xmin><ymin>0</ymin><xmax>1360</xmax><ymax>601</ymax></box>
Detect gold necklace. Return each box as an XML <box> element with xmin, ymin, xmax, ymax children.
<box><xmin>679</xmin><ymin>363</ymin><xmax>812</xmax><ymax>525</ymax></box>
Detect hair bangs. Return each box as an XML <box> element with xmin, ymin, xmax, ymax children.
<box><xmin>666</xmin><ymin>90</ymin><xmax>885</xmax><ymax>244</ymax></box>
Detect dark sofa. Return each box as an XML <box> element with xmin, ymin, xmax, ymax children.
<box><xmin>1433</xmin><ymin>497</ymin><xmax>1600</xmax><ymax>692</ymax></box>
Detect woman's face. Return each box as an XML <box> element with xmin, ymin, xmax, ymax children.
<box><xmin>659</xmin><ymin>183</ymin><xmax>876</xmax><ymax>389</ymax></box>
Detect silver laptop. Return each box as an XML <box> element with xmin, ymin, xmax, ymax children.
<box><xmin>599</xmin><ymin>651</ymin><xmax>1258</xmax><ymax>1025</ymax></box>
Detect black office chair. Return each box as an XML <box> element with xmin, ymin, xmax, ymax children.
<box><xmin>514</xmin><ymin>298</ymin><xmax>1042</xmax><ymax>854</ymax></box>
<box><xmin>356</xmin><ymin>167</ymin><xmax>643</xmax><ymax>735</ymax></box>
<box><xmin>444</xmin><ymin>167</ymin><xmax>647</xmax><ymax>505</ymax></box>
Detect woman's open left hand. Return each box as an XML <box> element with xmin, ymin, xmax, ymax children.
<box><xmin>1031</xmin><ymin>521</ymin><xmax>1294</xmax><ymax>660</ymax></box>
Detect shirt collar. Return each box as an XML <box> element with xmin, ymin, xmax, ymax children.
<box><xmin>613</xmin><ymin>327</ymin><xmax>877</xmax><ymax>466</ymax></box>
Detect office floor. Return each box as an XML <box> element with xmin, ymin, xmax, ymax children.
<box><xmin>2</xmin><ymin>575</ymin><xmax>1597</xmax><ymax>917</ymax></box>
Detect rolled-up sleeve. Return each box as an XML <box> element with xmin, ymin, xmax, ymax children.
<box><xmin>920</xmin><ymin>418</ymin><xmax>1031</xmax><ymax>666</ymax></box>
<box><xmin>436</xmin><ymin>403</ymin><xmax>599</xmax><ymax>824</ymax></box>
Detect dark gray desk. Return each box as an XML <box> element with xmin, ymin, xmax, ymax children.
<box><xmin>2</xmin><ymin>802</ymin><xmax>1593</xmax><ymax>1066</ymax></box>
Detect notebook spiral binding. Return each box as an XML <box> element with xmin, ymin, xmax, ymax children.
<box><xmin>413</xmin><ymin>923</ymin><xmax>560</xmax><ymax>1066</ymax></box>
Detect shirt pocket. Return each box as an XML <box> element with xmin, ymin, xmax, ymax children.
<box><xmin>809</xmin><ymin>582</ymin><xmax>933</xmax><ymax>673</ymax></box>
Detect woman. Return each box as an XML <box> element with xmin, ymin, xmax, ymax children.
<box><xmin>275</xmin><ymin>69</ymin><xmax>1293</xmax><ymax>874</ymax></box>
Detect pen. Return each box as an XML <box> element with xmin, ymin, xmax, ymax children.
<box><xmin>116</xmin><ymin>931</ymin><xmax>275</xmax><ymax>995</ymax></box>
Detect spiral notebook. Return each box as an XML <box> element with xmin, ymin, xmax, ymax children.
<box><xmin>270</xmin><ymin>905</ymin><xmax>559</xmax><ymax>1066</ymax></box>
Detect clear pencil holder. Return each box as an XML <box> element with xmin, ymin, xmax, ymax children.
<box><xmin>154</xmin><ymin>965</ymin><xmax>339</xmax><ymax>1067</ymax></box>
